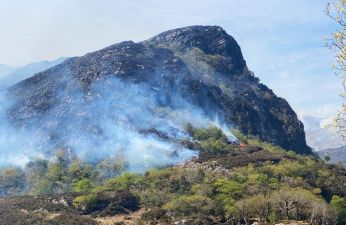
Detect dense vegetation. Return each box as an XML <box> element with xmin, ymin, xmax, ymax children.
<box><xmin>1</xmin><ymin>126</ymin><xmax>346</xmax><ymax>224</ymax></box>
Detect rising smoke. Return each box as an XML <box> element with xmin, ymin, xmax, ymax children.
<box><xmin>0</xmin><ymin>73</ymin><xmax>236</xmax><ymax>172</ymax></box>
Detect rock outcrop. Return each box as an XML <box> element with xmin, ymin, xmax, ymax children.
<box><xmin>6</xmin><ymin>25</ymin><xmax>311</xmax><ymax>155</ymax></box>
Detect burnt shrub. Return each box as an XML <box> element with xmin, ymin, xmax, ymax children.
<box><xmin>141</xmin><ymin>208</ymin><xmax>167</xmax><ymax>221</ymax></box>
<box><xmin>0</xmin><ymin>207</ymin><xmax>45</xmax><ymax>225</ymax></box>
<box><xmin>46</xmin><ymin>212</ymin><xmax>97</xmax><ymax>225</ymax></box>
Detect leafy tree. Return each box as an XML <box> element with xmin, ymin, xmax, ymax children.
<box><xmin>245</xmin><ymin>171</ymin><xmax>269</xmax><ymax>195</ymax></box>
<box><xmin>139</xmin><ymin>188</ymin><xmax>175</xmax><ymax>207</ymax></box>
<box><xmin>191</xmin><ymin>126</ymin><xmax>231</xmax><ymax>153</ymax></box>
<box><xmin>213</xmin><ymin>178</ymin><xmax>243</xmax><ymax>199</ymax></box>
<box><xmin>331</xmin><ymin>195</ymin><xmax>346</xmax><ymax>225</ymax></box>
<box><xmin>233</xmin><ymin>198</ymin><xmax>252</xmax><ymax>225</ymax></box>
<box><xmin>232</xmin><ymin>128</ymin><xmax>248</xmax><ymax>143</ymax></box>
<box><xmin>163</xmin><ymin>195</ymin><xmax>214</xmax><ymax>218</ymax></box>
<box><xmin>73</xmin><ymin>194</ymin><xmax>97</xmax><ymax>211</ymax></box>
<box><xmin>74</xmin><ymin>178</ymin><xmax>92</xmax><ymax>193</ymax></box>
<box><xmin>324</xmin><ymin>155</ymin><xmax>331</xmax><ymax>162</ymax></box>
<box><xmin>193</xmin><ymin>126</ymin><xmax>226</xmax><ymax>141</ymax></box>
<box><xmin>234</xmin><ymin>194</ymin><xmax>271</xmax><ymax>223</ymax></box>
<box><xmin>213</xmin><ymin>178</ymin><xmax>243</xmax><ymax>216</ymax></box>
<box><xmin>101</xmin><ymin>172</ymin><xmax>141</xmax><ymax>191</ymax></box>
<box><xmin>248</xmin><ymin>194</ymin><xmax>271</xmax><ymax>222</ymax></box>
<box><xmin>32</xmin><ymin>152</ymin><xmax>69</xmax><ymax>194</ymax></box>
<box><xmin>200</xmin><ymin>137</ymin><xmax>228</xmax><ymax>152</ymax></box>
<box><xmin>67</xmin><ymin>160</ymin><xmax>94</xmax><ymax>184</ymax></box>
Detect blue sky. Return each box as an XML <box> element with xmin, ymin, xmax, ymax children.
<box><xmin>0</xmin><ymin>0</ymin><xmax>341</xmax><ymax>118</ymax></box>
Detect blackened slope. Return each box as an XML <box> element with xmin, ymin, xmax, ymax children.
<box><xmin>146</xmin><ymin>25</ymin><xmax>246</xmax><ymax>75</ymax></box>
<box><xmin>8</xmin><ymin>25</ymin><xmax>311</xmax><ymax>154</ymax></box>
<box><xmin>144</xmin><ymin>25</ymin><xmax>311</xmax><ymax>154</ymax></box>
<box><xmin>7</xmin><ymin>41</ymin><xmax>189</xmax><ymax>126</ymax></box>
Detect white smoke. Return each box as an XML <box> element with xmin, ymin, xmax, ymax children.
<box><xmin>0</xmin><ymin>90</ymin><xmax>47</xmax><ymax>166</ymax></box>
<box><xmin>0</xmin><ymin>75</ymin><xmax>236</xmax><ymax>171</ymax></box>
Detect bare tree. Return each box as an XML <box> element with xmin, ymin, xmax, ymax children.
<box><xmin>310</xmin><ymin>201</ymin><xmax>335</xmax><ymax>225</ymax></box>
<box><xmin>270</xmin><ymin>187</ymin><xmax>323</xmax><ymax>221</ymax></box>
<box><xmin>234</xmin><ymin>198</ymin><xmax>252</xmax><ymax>225</ymax></box>
<box><xmin>326</xmin><ymin>0</ymin><xmax>346</xmax><ymax>135</ymax></box>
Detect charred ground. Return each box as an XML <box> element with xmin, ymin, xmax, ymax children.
<box><xmin>7</xmin><ymin>26</ymin><xmax>311</xmax><ymax>156</ymax></box>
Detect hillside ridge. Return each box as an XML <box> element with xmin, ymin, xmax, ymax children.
<box><xmin>5</xmin><ymin>25</ymin><xmax>311</xmax><ymax>159</ymax></box>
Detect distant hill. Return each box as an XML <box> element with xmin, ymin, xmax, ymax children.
<box><xmin>0</xmin><ymin>64</ymin><xmax>16</xmax><ymax>78</ymax></box>
<box><xmin>0</xmin><ymin>57</ymin><xmax>69</xmax><ymax>90</ymax></box>
<box><xmin>302</xmin><ymin>115</ymin><xmax>346</xmax><ymax>151</ymax></box>
<box><xmin>301</xmin><ymin>115</ymin><xmax>346</xmax><ymax>165</ymax></box>
<box><xmin>318</xmin><ymin>145</ymin><xmax>346</xmax><ymax>165</ymax></box>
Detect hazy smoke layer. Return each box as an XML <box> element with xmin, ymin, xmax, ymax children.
<box><xmin>0</xmin><ymin>76</ymin><xmax>235</xmax><ymax>171</ymax></box>
<box><xmin>0</xmin><ymin>90</ymin><xmax>44</xmax><ymax>166</ymax></box>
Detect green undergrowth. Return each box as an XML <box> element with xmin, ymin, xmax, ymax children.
<box><xmin>1</xmin><ymin>125</ymin><xmax>346</xmax><ymax>224</ymax></box>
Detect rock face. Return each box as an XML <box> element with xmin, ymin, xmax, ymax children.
<box><xmin>6</xmin><ymin>25</ymin><xmax>311</xmax><ymax>155</ymax></box>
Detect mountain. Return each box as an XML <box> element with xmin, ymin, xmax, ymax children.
<box><xmin>0</xmin><ymin>57</ymin><xmax>69</xmax><ymax>90</ymax></box>
<box><xmin>301</xmin><ymin>115</ymin><xmax>346</xmax><ymax>165</ymax></box>
<box><xmin>318</xmin><ymin>145</ymin><xmax>346</xmax><ymax>164</ymax></box>
<box><xmin>0</xmin><ymin>26</ymin><xmax>311</xmax><ymax>169</ymax></box>
<box><xmin>0</xmin><ymin>64</ymin><xmax>16</xmax><ymax>78</ymax></box>
<box><xmin>301</xmin><ymin>115</ymin><xmax>346</xmax><ymax>151</ymax></box>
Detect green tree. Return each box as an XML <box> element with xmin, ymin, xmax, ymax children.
<box><xmin>163</xmin><ymin>195</ymin><xmax>214</xmax><ymax>218</ymax></box>
<box><xmin>233</xmin><ymin>198</ymin><xmax>251</xmax><ymax>225</ymax></box>
<box><xmin>213</xmin><ymin>178</ymin><xmax>243</xmax><ymax>199</ymax></box>
<box><xmin>33</xmin><ymin>151</ymin><xmax>68</xmax><ymax>194</ymax></box>
<box><xmin>324</xmin><ymin>155</ymin><xmax>331</xmax><ymax>162</ymax></box>
<box><xmin>213</xmin><ymin>178</ymin><xmax>243</xmax><ymax>216</ymax></box>
<box><xmin>331</xmin><ymin>195</ymin><xmax>346</xmax><ymax>225</ymax></box>
<box><xmin>67</xmin><ymin>160</ymin><xmax>94</xmax><ymax>182</ymax></box>
<box><xmin>73</xmin><ymin>194</ymin><xmax>97</xmax><ymax>211</ymax></box>
<box><xmin>231</xmin><ymin>129</ymin><xmax>248</xmax><ymax>143</ymax></box>
<box><xmin>74</xmin><ymin>178</ymin><xmax>92</xmax><ymax>193</ymax></box>
<box><xmin>247</xmin><ymin>194</ymin><xmax>271</xmax><ymax>222</ymax></box>
<box><xmin>101</xmin><ymin>172</ymin><xmax>141</xmax><ymax>191</ymax></box>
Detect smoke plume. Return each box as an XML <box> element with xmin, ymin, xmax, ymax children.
<box><xmin>0</xmin><ymin>73</ymin><xmax>236</xmax><ymax>172</ymax></box>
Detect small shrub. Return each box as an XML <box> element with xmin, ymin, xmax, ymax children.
<box><xmin>141</xmin><ymin>208</ymin><xmax>167</xmax><ymax>221</ymax></box>
<box><xmin>232</xmin><ymin>129</ymin><xmax>248</xmax><ymax>143</ymax></box>
<box><xmin>73</xmin><ymin>194</ymin><xmax>97</xmax><ymax>211</ymax></box>
<box><xmin>73</xmin><ymin>178</ymin><xmax>92</xmax><ymax>193</ymax></box>
<box><xmin>200</xmin><ymin>137</ymin><xmax>228</xmax><ymax>153</ymax></box>
<box><xmin>163</xmin><ymin>195</ymin><xmax>214</xmax><ymax>217</ymax></box>
<box><xmin>47</xmin><ymin>212</ymin><xmax>97</xmax><ymax>225</ymax></box>
<box><xmin>193</xmin><ymin>126</ymin><xmax>227</xmax><ymax>141</ymax></box>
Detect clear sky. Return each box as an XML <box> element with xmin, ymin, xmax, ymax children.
<box><xmin>0</xmin><ymin>0</ymin><xmax>341</xmax><ymax>119</ymax></box>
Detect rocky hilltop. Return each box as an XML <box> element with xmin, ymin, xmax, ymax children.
<box><xmin>6</xmin><ymin>25</ymin><xmax>311</xmax><ymax>157</ymax></box>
